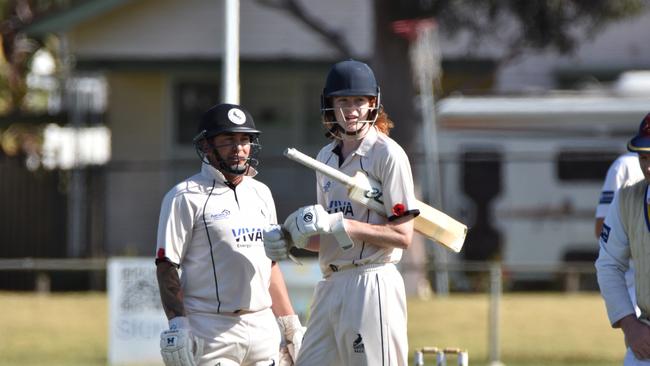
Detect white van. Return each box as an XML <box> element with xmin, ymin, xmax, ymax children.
<box><xmin>434</xmin><ymin>92</ymin><xmax>648</xmax><ymax>287</ymax></box>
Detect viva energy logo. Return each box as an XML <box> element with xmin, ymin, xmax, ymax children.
<box><xmin>231</xmin><ymin>227</ymin><xmax>263</xmax><ymax>243</ymax></box>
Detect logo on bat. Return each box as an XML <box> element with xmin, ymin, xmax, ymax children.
<box><xmin>303</xmin><ymin>212</ymin><xmax>314</xmax><ymax>223</ymax></box>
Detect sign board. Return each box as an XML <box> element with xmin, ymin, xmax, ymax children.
<box><xmin>107</xmin><ymin>257</ymin><xmax>167</xmax><ymax>365</ymax></box>
<box><xmin>106</xmin><ymin>257</ymin><xmax>322</xmax><ymax>364</ymax></box>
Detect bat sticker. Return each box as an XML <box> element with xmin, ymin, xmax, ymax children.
<box><xmin>392</xmin><ymin>203</ymin><xmax>405</xmax><ymax>216</ymax></box>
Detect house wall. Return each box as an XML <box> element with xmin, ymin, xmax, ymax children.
<box><xmin>104</xmin><ymin>72</ymin><xmax>169</xmax><ymax>255</ymax></box>
<box><xmin>67</xmin><ymin>0</ymin><xmax>373</xmax><ymax>60</ymax></box>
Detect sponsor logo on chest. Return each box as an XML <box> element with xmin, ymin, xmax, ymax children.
<box><xmin>231</xmin><ymin>227</ymin><xmax>263</xmax><ymax>246</ymax></box>
<box><xmin>327</xmin><ymin>200</ymin><xmax>354</xmax><ymax>216</ymax></box>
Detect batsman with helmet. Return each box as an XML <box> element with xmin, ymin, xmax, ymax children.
<box><xmin>264</xmin><ymin>59</ymin><xmax>420</xmax><ymax>365</ymax></box>
<box><xmin>596</xmin><ymin>113</ymin><xmax>650</xmax><ymax>365</ymax></box>
<box><xmin>155</xmin><ymin>103</ymin><xmax>305</xmax><ymax>366</ymax></box>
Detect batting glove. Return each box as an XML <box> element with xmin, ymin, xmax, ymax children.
<box><xmin>263</xmin><ymin>225</ymin><xmax>292</xmax><ymax>261</ymax></box>
<box><xmin>278</xmin><ymin>314</ymin><xmax>307</xmax><ymax>363</ymax></box>
<box><xmin>160</xmin><ymin>316</ymin><xmax>204</xmax><ymax>366</ymax></box>
<box><xmin>284</xmin><ymin>204</ymin><xmax>354</xmax><ymax>250</ymax></box>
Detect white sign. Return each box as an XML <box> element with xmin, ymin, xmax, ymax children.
<box><xmin>106</xmin><ymin>257</ymin><xmax>322</xmax><ymax>364</ymax></box>
<box><xmin>107</xmin><ymin>257</ymin><xmax>167</xmax><ymax>365</ymax></box>
<box><xmin>42</xmin><ymin>123</ymin><xmax>111</xmax><ymax>170</ymax></box>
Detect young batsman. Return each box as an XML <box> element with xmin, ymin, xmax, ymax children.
<box><xmin>264</xmin><ymin>59</ymin><xmax>420</xmax><ymax>366</ymax></box>
<box><xmin>155</xmin><ymin>103</ymin><xmax>304</xmax><ymax>366</ymax></box>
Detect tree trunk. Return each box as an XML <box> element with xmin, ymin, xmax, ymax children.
<box><xmin>373</xmin><ymin>0</ymin><xmax>433</xmax><ymax>298</ymax></box>
<box><xmin>372</xmin><ymin>0</ymin><xmax>419</xmax><ymax>150</ymax></box>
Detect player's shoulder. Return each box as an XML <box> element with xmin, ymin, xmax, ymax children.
<box><xmin>372</xmin><ymin>131</ymin><xmax>408</xmax><ymax>161</ymax></box>
<box><xmin>245</xmin><ymin>176</ymin><xmax>272</xmax><ymax>194</ymax></box>
<box><xmin>162</xmin><ymin>172</ymin><xmax>206</xmax><ymax>201</ymax></box>
<box><xmin>316</xmin><ymin>142</ymin><xmax>337</xmax><ymax>162</ymax></box>
<box><xmin>620</xmin><ymin>178</ymin><xmax>647</xmax><ymax>194</ymax></box>
<box><xmin>616</xmin><ymin>152</ymin><xmax>639</xmax><ymax>167</ymax></box>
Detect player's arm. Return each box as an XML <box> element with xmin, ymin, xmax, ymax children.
<box><xmin>595</xmin><ymin>157</ymin><xmax>625</xmax><ymax>238</ymax></box>
<box><xmin>269</xmin><ymin>262</ymin><xmax>306</xmax><ymax>362</ymax></box>
<box><xmin>156</xmin><ymin>260</ymin><xmax>185</xmax><ymax>319</ymax></box>
<box><xmin>594</xmin><ymin>218</ymin><xmax>605</xmax><ymax>239</ymax></box>
<box><xmin>269</xmin><ymin>262</ymin><xmax>295</xmax><ymax>317</ymax></box>
<box><xmin>343</xmin><ymin>214</ymin><xmax>415</xmax><ymax>249</ymax></box>
<box><xmin>595</xmin><ymin>195</ymin><xmax>635</xmax><ymax>328</ymax></box>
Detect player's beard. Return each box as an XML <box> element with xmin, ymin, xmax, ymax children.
<box><xmin>211</xmin><ymin>153</ymin><xmax>249</xmax><ymax>175</ymax></box>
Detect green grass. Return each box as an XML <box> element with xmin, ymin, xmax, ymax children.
<box><xmin>408</xmin><ymin>293</ymin><xmax>625</xmax><ymax>366</ymax></box>
<box><xmin>0</xmin><ymin>292</ymin><xmax>626</xmax><ymax>365</ymax></box>
<box><xmin>1</xmin><ymin>292</ymin><xmax>107</xmax><ymax>365</ymax></box>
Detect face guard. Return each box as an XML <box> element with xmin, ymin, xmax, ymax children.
<box><xmin>321</xmin><ymin>95</ymin><xmax>381</xmax><ymax>140</ymax></box>
<box><xmin>193</xmin><ymin>131</ymin><xmax>262</xmax><ymax>175</ymax></box>
<box><xmin>320</xmin><ymin>59</ymin><xmax>381</xmax><ymax>140</ymax></box>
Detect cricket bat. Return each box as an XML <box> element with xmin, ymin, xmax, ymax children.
<box><xmin>284</xmin><ymin>148</ymin><xmax>467</xmax><ymax>252</ymax></box>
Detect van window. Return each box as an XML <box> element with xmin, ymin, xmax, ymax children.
<box><xmin>555</xmin><ymin>151</ymin><xmax>619</xmax><ymax>181</ymax></box>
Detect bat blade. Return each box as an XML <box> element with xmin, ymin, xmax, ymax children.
<box><xmin>414</xmin><ymin>201</ymin><xmax>467</xmax><ymax>253</ymax></box>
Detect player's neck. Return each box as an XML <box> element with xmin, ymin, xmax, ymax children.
<box><xmin>340</xmin><ymin>139</ymin><xmax>362</xmax><ymax>160</ymax></box>
<box><xmin>223</xmin><ymin>173</ymin><xmax>243</xmax><ymax>186</ymax></box>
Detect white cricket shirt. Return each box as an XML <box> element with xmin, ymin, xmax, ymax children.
<box><xmin>596</xmin><ymin>182</ymin><xmax>650</xmax><ymax>326</ymax></box>
<box><xmin>156</xmin><ymin>163</ymin><xmax>277</xmax><ymax>314</ymax></box>
<box><xmin>314</xmin><ymin>126</ymin><xmax>420</xmax><ymax>276</ymax></box>
<box><xmin>596</xmin><ymin>152</ymin><xmax>643</xmax><ymax>219</ymax></box>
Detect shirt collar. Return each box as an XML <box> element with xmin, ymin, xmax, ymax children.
<box><xmin>328</xmin><ymin>126</ymin><xmax>379</xmax><ymax>158</ymax></box>
<box><xmin>200</xmin><ymin>163</ymin><xmax>257</xmax><ymax>185</ymax></box>
<box><xmin>355</xmin><ymin>126</ymin><xmax>379</xmax><ymax>156</ymax></box>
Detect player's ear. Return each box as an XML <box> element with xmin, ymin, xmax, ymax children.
<box><xmin>198</xmin><ymin>138</ymin><xmax>212</xmax><ymax>153</ymax></box>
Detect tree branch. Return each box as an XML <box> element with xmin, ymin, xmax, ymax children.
<box><xmin>255</xmin><ymin>0</ymin><xmax>351</xmax><ymax>57</ymax></box>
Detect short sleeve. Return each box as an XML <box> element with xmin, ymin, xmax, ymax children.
<box><xmin>155</xmin><ymin>190</ymin><xmax>195</xmax><ymax>265</ymax></box>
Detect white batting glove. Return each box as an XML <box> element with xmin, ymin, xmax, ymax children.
<box><xmin>263</xmin><ymin>225</ymin><xmax>292</xmax><ymax>261</ymax></box>
<box><xmin>160</xmin><ymin>317</ymin><xmax>204</xmax><ymax>366</ymax></box>
<box><xmin>278</xmin><ymin>346</ymin><xmax>293</xmax><ymax>366</ymax></box>
<box><xmin>284</xmin><ymin>204</ymin><xmax>354</xmax><ymax>250</ymax></box>
<box><xmin>278</xmin><ymin>315</ymin><xmax>307</xmax><ymax>363</ymax></box>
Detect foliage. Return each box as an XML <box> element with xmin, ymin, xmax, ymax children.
<box><xmin>391</xmin><ymin>0</ymin><xmax>648</xmax><ymax>62</ymax></box>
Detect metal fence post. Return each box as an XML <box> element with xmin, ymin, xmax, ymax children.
<box><xmin>488</xmin><ymin>262</ymin><xmax>505</xmax><ymax>366</ymax></box>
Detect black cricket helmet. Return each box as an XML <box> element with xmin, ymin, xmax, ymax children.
<box><xmin>320</xmin><ymin>59</ymin><xmax>381</xmax><ymax>138</ymax></box>
<box><xmin>193</xmin><ymin>103</ymin><xmax>261</xmax><ymax>174</ymax></box>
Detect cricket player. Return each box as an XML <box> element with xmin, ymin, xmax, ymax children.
<box><xmin>155</xmin><ymin>103</ymin><xmax>305</xmax><ymax>366</ymax></box>
<box><xmin>596</xmin><ymin>112</ymin><xmax>650</xmax><ymax>365</ymax></box>
<box><xmin>264</xmin><ymin>59</ymin><xmax>420</xmax><ymax>366</ymax></box>
<box><xmin>595</xmin><ymin>146</ymin><xmax>644</xmax><ymax>317</ymax></box>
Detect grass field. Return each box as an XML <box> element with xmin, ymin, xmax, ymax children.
<box><xmin>0</xmin><ymin>291</ymin><xmax>624</xmax><ymax>365</ymax></box>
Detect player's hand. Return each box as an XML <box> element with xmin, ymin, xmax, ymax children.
<box><xmin>160</xmin><ymin>317</ymin><xmax>204</xmax><ymax>366</ymax></box>
<box><xmin>263</xmin><ymin>225</ymin><xmax>292</xmax><ymax>261</ymax></box>
<box><xmin>284</xmin><ymin>204</ymin><xmax>354</xmax><ymax>250</ymax></box>
<box><xmin>278</xmin><ymin>346</ymin><xmax>293</xmax><ymax>366</ymax></box>
<box><xmin>278</xmin><ymin>315</ymin><xmax>307</xmax><ymax>363</ymax></box>
<box><xmin>621</xmin><ymin>316</ymin><xmax>650</xmax><ymax>359</ymax></box>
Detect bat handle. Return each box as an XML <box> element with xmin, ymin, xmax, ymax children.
<box><xmin>284</xmin><ymin>148</ymin><xmax>355</xmax><ymax>187</ymax></box>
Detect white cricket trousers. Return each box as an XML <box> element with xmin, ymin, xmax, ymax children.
<box><xmin>295</xmin><ymin>263</ymin><xmax>408</xmax><ymax>366</ymax></box>
<box><xmin>189</xmin><ymin>308</ymin><xmax>281</xmax><ymax>366</ymax></box>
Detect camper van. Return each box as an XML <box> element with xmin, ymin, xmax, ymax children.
<box><xmin>434</xmin><ymin>91</ymin><xmax>649</xmax><ymax>287</ymax></box>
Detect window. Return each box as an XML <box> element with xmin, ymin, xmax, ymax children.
<box><xmin>173</xmin><ymin>81</ymin><xmax>220</xmax><ymax>145</ymax></box>
<box><xmin>556</xmin><ymin>151</ymin><xmax>619</xmax><ymax>181</ymax></box>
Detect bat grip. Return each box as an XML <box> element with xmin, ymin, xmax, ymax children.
<box><xmin>284</xmin><ymin>148</ymin><xmax>354</xmax><ymax>187</ymax></box>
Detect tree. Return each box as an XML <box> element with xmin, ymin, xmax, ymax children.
<box><xmin>256</xmin><ymin>0</ymin><xmax>648</xmax><ymax>147</ymax></box>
